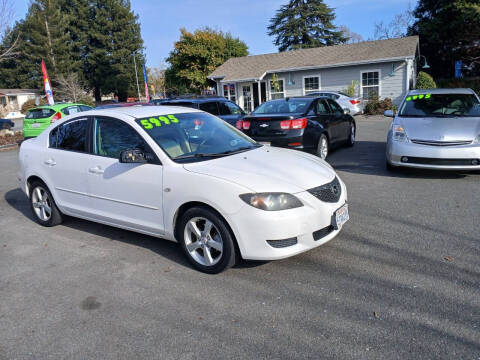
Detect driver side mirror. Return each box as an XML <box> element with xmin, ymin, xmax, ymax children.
<box><xmin>119</xmin><ymin>149</ymin><xmax>147</xmax><ymax>164</ymax></box>
<box><xmin>384</xmin><ymin>110</ymin><xmax>395</xmax><ymax>118</ymax></box>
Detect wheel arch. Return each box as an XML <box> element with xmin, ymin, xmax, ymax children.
<box><xmin>172</xmin><ymin>201</ymin><xmax>242</xmax><ymax>257</ymax></box>
<box><xmin>26</xmin><ymin>175</ymin><xmax>49</xmax><ymax>198</ymax></box>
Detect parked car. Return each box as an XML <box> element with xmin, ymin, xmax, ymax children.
<box><xmin>157</xmin><ymin>96</ymin><xmax>245</xmax><ymax>126</ymax></box>
<box><xmin>385</xmin><ymin>88</ymin><xmax>480</xmax><ymax>171</ymax></box>
<box><xmin>0</xmin><ymin>118</ymin><xmax>15</xmax><ymax>129</ymax></box>
<box><xmin>18</xmin><ymin>106</ymin><xmax>349</xmax><ymax>273</ymax></box>
<box><xmin>307</xmin><ymin>91</ymin><xmax>363</xmax><ymax>115</ymax></box>
<box><xmin>237</xmin><ymin>96</ymin><xmax>356</xmax><ymax>159</ymax></box>
<box><xmin>23</xmin><ymin>103</ymin><xmax>93</xmax><ymax>138</ymax></box>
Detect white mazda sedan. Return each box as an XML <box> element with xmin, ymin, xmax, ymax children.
<box><xmin>18</xmin><ymin>106</ymin><xmax>349</xmax><ymax>273</ymax></box>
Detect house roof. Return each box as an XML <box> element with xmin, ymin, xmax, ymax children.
<box><xmin>0</xmin><ymin>89</ymin><xmax>41</xmax><ymax>96</ymax></box>
<box><xmin>209</xmin><ymin>36</ymin><xmax>419</xmax><ymax>82</ymax></box>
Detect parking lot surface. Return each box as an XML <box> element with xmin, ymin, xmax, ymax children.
<box><xmin>0</xmin><ymin>116</ymin><xmax>479</xmax><ymax>359</ymax></box>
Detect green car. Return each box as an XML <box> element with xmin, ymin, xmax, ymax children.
<box><xmin>23</xmin><ymin>103</ymin><xmax>93</xmax><ymax>138</ymax></box>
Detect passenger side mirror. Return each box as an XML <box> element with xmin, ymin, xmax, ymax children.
<box><xmin>119</xmin><ymin>149</ymin><xmax>147</xmax><ymax>164</ymax></box>
<box><xmin>384</xmin><ymin>110</ymin><xmax>395</xmax><ymax>118</ymax></box>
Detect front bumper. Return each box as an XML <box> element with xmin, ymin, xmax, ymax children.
<box><xmin>227</xmin><ymin>177</ymin><xmax>348</xmax><ymax>260</ymax></box>
<box><xmin>386</xmin><ymin>139</ymin><xmax>480</xmax><ymax>170</ymax></box>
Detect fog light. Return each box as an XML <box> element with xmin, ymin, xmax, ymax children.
<box><xmin>401</xmin><ymin>156</ymin><xmax>409</xmax><ymax>163</ymax></box>
<box><xmin>472</xmin><ymin>159</ymin><xmax>479</xmax><ymax>165</ymax></box>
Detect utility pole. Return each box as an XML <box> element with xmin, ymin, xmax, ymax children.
<box><xmin>133</xmin><ymin>54</ymin><xmax>141</xmax><ymax>101</ymax></box>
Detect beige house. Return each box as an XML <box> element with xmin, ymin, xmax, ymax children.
<box><xmin>208</xmin><ymin>36</ymin><xmax>419</xmax><ymax>112</ymax></box>
<box><xmin>0</xmin><ymin>89</ymin><xmax>41</xmax><ymax>116</ymax></box>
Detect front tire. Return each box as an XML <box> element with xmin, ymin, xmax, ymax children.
<box><xmin>178</xmin><ymin>207</ymin><xmax>237</xmax><ymax>274</ymax></box>
<box><xmin>29</xmin><ymin>181</ymin><xmax>63</xmax><ymax>226</ymax></box>
<box><xmin>347</xmin><ymin>123</ymin><xmax>355</xmax><ymax>147</ymax></box>
<box><xmin>316</xmin><ymin>134</ymin><xmax>329</xmax><ymax>160</ymax></box>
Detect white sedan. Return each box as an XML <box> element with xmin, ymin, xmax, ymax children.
<box><xmin>18</xmin><ymin>106</ymin><xmax>349</xmax><ymax>273</ymax></box>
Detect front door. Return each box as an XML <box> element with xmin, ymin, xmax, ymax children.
<box><xmin>44</xmin><ymin>117</ymin><xmax>92</xmax><ymax>215</ymax></box>
<box><xmin>242</xmin><ymin>84</ymin><xmax>253</xmax><ymax>113</ymax></box>
<box><xmin>87</xmin><ymin>116</ymin><xmax>164</xmax><ymax>235</ymax></box>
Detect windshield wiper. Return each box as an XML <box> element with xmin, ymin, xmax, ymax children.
<box><xmin>174</xmin><ymin>153</ymin><xmax>227</xmax><ymax>160</ymax></box>
<box><xmin>213</xmin><ymin>145</ymin><xmax>260</xmax><ymax>156</ymax></box>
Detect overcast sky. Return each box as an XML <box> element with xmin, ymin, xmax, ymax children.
<box><xmin>11</xmin><ymin>0</ymin><xmax>416</xmax><ymax>67</ymax></box>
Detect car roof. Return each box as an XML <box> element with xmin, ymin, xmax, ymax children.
<box><xmin>91</xmin><ymin>105</ymin><xmax>202</xmax><ymax>119</ymax></box>
<box><xmin>408</xmin><ymin>88</ymin><xmax>476</xmax><ymax>95</ymax></box>
<box><xmin>163</xmin><ymin>97</ymin><xmax>228</xmax><ymax>103</ymax></box>
<box><xmin>30</xmin><ymin>103</ymin><xmax>89</xmax><ymax>111</ymax></box>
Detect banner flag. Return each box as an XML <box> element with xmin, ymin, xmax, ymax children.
<box><xmin>142</xmin><ymin>63</ymin><xmax>150</xmax><ymax>102</ymax></box>
<box><xmin>41</xmin><ymin>60</ymin><xmax>55</xmax><ymax>105</ymax></box>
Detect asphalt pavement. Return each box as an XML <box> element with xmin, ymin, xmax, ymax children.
<box><xmin>0</xmin><ymin>116</ymin><xmax>479</xmax><ymax>359</ymax></box>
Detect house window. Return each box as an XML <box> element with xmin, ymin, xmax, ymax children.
<box><xmin>304</xmin><ymin>76</ymin><xmax>320</xmax><ymax>94</ymax></box>
<box><xmin>269</xmin><ymin>79</ymin><xmax>284</xmax><ymax>100</ymax></box>
<box><xmin>361</xmin><ymin>71</ymin><xmax>380</xmax><ymax>99</ymax></box>
<box><xmin>223</xmin><ymin>84</ymin><xmax>236</xmax><ymax>103</ymax></box>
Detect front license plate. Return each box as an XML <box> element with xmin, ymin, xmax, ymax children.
<box><xmin>258</xmin><ymin>141</ymin><xmax>271</xmax><ymax>146</ymax></box>
<box><xmin>31</xmin><ymin>123</ymin><xmax>40</xmax><ymax>128</ymax></box>
<box><xmin>335</xmin><ymin>204</ymin><xmax>349</xmax><ymax>229</ymax></box>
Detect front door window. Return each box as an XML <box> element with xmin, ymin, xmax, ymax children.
<box><xmin>242</xmin><ymin>85</ymin><xmax>252</xmax><ymax>112</ymax></box>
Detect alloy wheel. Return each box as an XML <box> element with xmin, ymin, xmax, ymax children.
<box><xmin>350</xmin><ymin>124</ymin><xmax>355</xmax><ymax>144</ymax></box>
<box><xmin>320</xmin><ymin>137</ymin><xmax>328</xmax><ymax>159</ymax></box>
<box><xmin>184</xmin><ymin>217</ymin><xmax>224</xmax><ymax>266</ymax></box>
<box><xmin>31</xmin><ymin>186</ymin><xmax>52</xmax><ymax>221</ymax></box>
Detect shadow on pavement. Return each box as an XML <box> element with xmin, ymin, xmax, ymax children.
<box><xmin>328</xmin><ymin>140</ymin><xmax>475</xmax><ymax>179</ymax></box>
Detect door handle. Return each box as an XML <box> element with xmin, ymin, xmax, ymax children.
<box><xmin>44</xmin><ymin>159</ymin><xmax>56</xmax><ymax>166</ymax></box>
<box><xmin>88</xmin><ymin>166</ymin><xmax>104</xmax><ymax>175</ymax></box>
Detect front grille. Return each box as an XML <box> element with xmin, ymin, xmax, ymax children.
<box><xmin>402</xmin><ymin>157</ymin><xmax>479</xmax><ymax>166</ymax></box>
<box><xmin>411</xmin><ymin>139</ymin><xmax>472</xmax><ymax>146</ymax></box>
<box><xmin>266</xmin><ymin>237</ymin><xmax>298</xmax><ymax>248</ymax></box>
<box><xmin>313</xmin><ymin>226</ymin><xmax>334</xmax><ymax>241</ymax></box>
<box><xmin>308</xmin><ymin>177</ymin><xmax>342</xmax><ymax>203</ymax></box>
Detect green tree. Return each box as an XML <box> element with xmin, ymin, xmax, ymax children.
<box><xmin>268</xmin><ymin>0</ymin><xmax>347</xmax><ymax>52</ymax></box>
<box><xmin>408</xmin><ymin>0</ymin><xmax>480</xmax><ymax>78</ymax></box>
<box><xmin>84</xmin><ymin>0</ymin><xmax>145</xmax><ymax>101</ymax></box>
<box><xmin>166</xmin><ymin>28</ymin><xmax>248</xmax><ymax>94</ymax></box>
<box><xmin>415</xmin><ymin>71</ymin><xmax>437</xmax><ymax>89</ymax></box>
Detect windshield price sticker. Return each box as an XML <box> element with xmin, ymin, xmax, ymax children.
<box><xmin>140</xmin><ymin>115</ymin><xmax>179</xmax><ymax>129</ymax></box>
<box><xmin>406</xmin><ymin>94</ymin><xmax>431</xmax><ymax>102</ymax></box>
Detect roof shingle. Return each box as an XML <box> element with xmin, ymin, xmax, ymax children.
<box><xmin>209</xmin><ymin>36</ymin><xmax>419</xmax><ymax>82</ymax></box>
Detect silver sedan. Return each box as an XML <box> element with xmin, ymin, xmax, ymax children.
<box><xmin>385</xmin><ymin>88</ymin><xmax>480</xmax><ymax>170</ymax></box>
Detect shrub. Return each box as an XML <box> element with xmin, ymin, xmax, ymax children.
<box><xmin>416</xmin><ymin>71</ymin><xmax>437</xmax><ymax>90</ymax></box>
<box><xmin>342</xmin><ymin>80</ymin><xmax>360</xmax><ymax>97</ymax></box>
<box><xmin>21</xmin><ymin>98</ymin><xmax>47</xmax><ymax>114</ymax></box>
<box><xmin>364</xmin><ymin>97</ymin><xmax>397</xmax><ymax>115</ymax></box>
<box><xmin>77</xmin><ymin>95</ymin><xmax>95</xmax><ymax>107</ymax></box>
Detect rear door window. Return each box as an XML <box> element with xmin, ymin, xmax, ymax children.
<box><xmin>54</xmin><ymin>118</ymin><xmax>89</xmax><ymax>152</ymax></box>
<box><xmin>199</xmin><ymin>102</ymin><xmax>219</xmax><ymax>115</ymax></box>
<box><xmin>225</xmin><ymin>101</ymin><xmax>243</xmax><ymax>115</ymax></box>
<box><xmin>26</xmin><ymin>108</ymin><xmax>55</xmax><ymax>119</ymax></box>
<box><xmin>316</xmin><ymin>100</ymin><xmax>330</xmax><ymax>115</ymax></box>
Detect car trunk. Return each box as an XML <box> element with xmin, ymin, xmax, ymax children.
<box><xmin>240</xmin><ymin>113</ymin><xmax>305</xmax><ymax>138</ymax></box>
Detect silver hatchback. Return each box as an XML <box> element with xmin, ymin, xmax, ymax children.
<box><xmin>385</xmin><ymin>88</ymin><xmax>480</xmax><ymax>170</ymax></box>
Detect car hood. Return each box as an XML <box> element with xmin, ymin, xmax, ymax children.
<box><xmin>399</xmin><ymin>116</ymin><xmax>480</xmax><ymax>141</ymax></box>
<box><xmin>183</xmin><ymin>146</ymin><xmax>336</xmax><ymax>193</ymax></box>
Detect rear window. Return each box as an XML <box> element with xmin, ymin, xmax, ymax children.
<box><xmin>253</xmin><ymin>99</ymin><xmax>312</xmax><ymax>114</ymax></box>
<box><xmin>26</xmin><ymin>108</ymin><xmax>55</xmax><ymax>119</ymax></box>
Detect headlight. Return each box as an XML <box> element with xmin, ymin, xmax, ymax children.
<box><xmin>239</xmin><ymin>193</ymin><xmax>303</xmax><ymax>211</ymax></box>
<box><xmin>392</xmin><ymin>124</ymin><xmax>408</xmax><ymax>142</ymax></box>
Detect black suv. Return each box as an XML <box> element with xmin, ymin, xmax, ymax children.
<box><xmin>151</xmin><ymin>97</ymin><xmax>245</xmax><ymax>126</ymax></box>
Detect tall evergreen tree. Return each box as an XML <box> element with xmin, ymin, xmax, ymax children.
<box><xmin>268</xmin><ymin>0</ymin><xmax>347</xmax><ymax>52</ymax></box>
<box><xmin>84</xmin><ymin>0</ymin><xmax>144</xmax><ymax>101</ymax></box>
<box><xmin>408</xmin><ymin>0</ymin><xmax>480</xmax><ymax>78</ymax></box>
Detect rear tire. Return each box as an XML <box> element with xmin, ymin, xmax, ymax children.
<box><xmin>316</xmin><ymin>134</ymin><xmax>329</xmax><ymax>160</ymax></box>
<box><xmin>29</xmin><ymin>181</ymin><xmax>63</xmax><ymax>226</ymax></box>
<box><xmin>178</xmin><ymin>206</ymin><xmax>237</xmax><ymax>274</ymax></box>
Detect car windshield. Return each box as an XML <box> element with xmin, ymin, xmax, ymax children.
<box><xmin>253</xmin><ymin>99</ymin><xmax>311</xmax><ymax>114</ymax></box>
<box><xmin>136</xmin><ymin>112</ymin><xmax>260</xmax><ymax>163</ymax></box>
<box><xmin>399</xmin><ymin>93</ymin><xmax>480</xmax><ymax>117</ymax></box>
<box><xmin>26</xmin><ymin>108</ymin><xmax>55</xmax><ymax>119</ymax></box>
